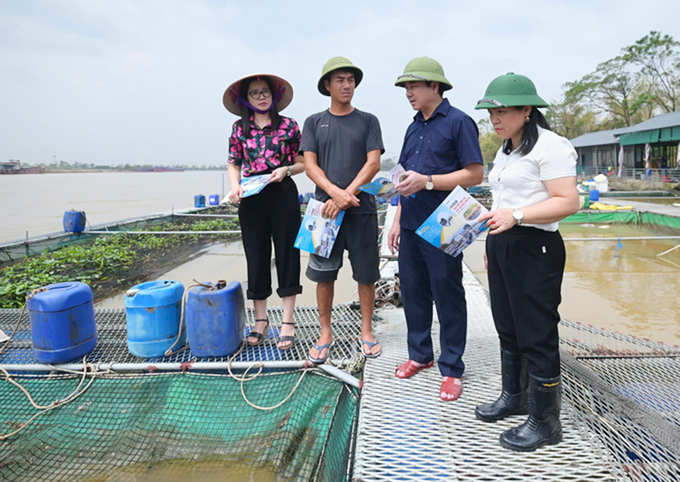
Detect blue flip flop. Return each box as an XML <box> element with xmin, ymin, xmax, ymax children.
<box><xmin>309</xmin><ymin>340</ymin><xmax>335</xmax><ymax>364</ymax></box>
<box><xmin>361</xmin><ymin>339</ymin><xmax>382</xmax><ymax>359</ymax></box>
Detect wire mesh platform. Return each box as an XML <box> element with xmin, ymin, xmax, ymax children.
<box><xmin>354</xmin><ymin>266</ymin><xmax>680</xmax><ymax>481</ymax></box>
<box><xmin>0</xmin><ymin>304</ymin><xmax>367</xmax><ymax>366</ymax></box>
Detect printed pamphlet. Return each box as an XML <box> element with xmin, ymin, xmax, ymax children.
<box><xmin>294</xmin><ymin>199</ymin><xmax>345</xmax><ymax>258</ymax></box>
<box><xmin>416</xmin><ymin>185</ymin><xmax>489</xmax><ymax>258</ymax></box>
<box><xmin>358</xmin><ymin>165</ymin><xmax>407</xmax><ymax>200</ymax></box>
<box><xmin>240</xmin><ymin>174</ymin><xmax>271</xmax><ymax>198</ymax></box>
<box><xmin>0</xmin><ymin>329</ymin><xmax>9</xmax><ymax>343</ymax></box>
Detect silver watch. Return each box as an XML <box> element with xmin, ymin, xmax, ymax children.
<box><xmin>512</xmin><ymin>208</ymin><xmax>524</xmax><ymax>226</ymax></box>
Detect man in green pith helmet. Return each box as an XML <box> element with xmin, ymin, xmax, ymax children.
<box><xmin>388</xmin><ymin>56</ymin><xmax>484</xmax><ymax>401</ymax></box>
<box><xmin>300</xmin><ymin>56</ymin><xmax>385</xmax><ymax>364</ymax></box>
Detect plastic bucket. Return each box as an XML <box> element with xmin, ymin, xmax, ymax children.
<box><xmin>194</xmin><ymin>195</ymin><xmax>205</xmax><ymax>208</ymax></box>
<box><xmin>208</xmin><ymin>194</ymin><xmax>220</xmax><ymax>206</ymax></box>
<box><xmin>27</xmin><ymin>282</ymin><xmax>98</xmax><ymax>363</ymax></box>
<box><xmin>589</xmin><ymin>189</ymin><xmax>600</xmax><ymax>202</ymax></box>
<box><xmin>185</xmin><ymin>281</ymin><xmax>245</xmax><ymax>357</ymax></box>
<box><xmin>124</xmin><ymin>280</ymin><xmax>185</xmax><ymax>358</ymax></box>
<box><xmin>63</xmin><ymin>211</ymin><xmax>86</xmax><ymax>233</ymax></box>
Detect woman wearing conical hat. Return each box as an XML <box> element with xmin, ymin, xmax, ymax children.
<box><xmin>223</xmin><ymin>73</ymin><xmax>304</xmax><ymax>351</ymax></box>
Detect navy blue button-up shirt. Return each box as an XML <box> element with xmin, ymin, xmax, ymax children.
<box><xmin>398</xmin><ymin>98</ymin><xmax>483</xmax><ymax>230</ymax></box>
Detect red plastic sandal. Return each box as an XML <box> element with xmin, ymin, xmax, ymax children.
<box><xmin>395</xmin><ymin>360</ymin><xmax>434</xmax><ymax>379</ymax></box>
<box><xmin>440</xmin><ymin>377</ymin><xmax>462</xmax><ymax>401</ymax></box>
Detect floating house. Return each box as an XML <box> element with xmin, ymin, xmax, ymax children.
<box><xmin>570</xmin><ymin>111</ymin><xmax>680</xmax><ymax>171</ymax></box>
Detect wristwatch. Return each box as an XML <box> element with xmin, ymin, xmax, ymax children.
<box><xmin>425</xmin><ymin>175</ymin><xmax>434</xmax><ymax>191</ymax></box>
<box><xmin>512</xmin><ymin>208</ymin><xmax>524</xmax><ymax>226</ymax></box>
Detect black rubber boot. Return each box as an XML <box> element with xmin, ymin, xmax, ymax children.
<box><xmin>499</xmin><ymin>374</ymin><xmax>563</xmax><ymax>452</ymax></box>
<box><xmin>475</xmin><ymin>350</ymin><xmax>529</xmax><ymax>422</ymax></box>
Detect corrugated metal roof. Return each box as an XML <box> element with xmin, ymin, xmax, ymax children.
<box><xmin>570</xmin><ymin>128</ymin><xmax>627</xmax><ymax>148</ymax></box>
<box><xmin>615</xmin><ymin>111</ymin><xmax>680</xmax><ymax>135</ymax></box>
<box><xmin>570</xmin><ymin>111</ymin><xmax>680</xmax><ymax>148</ymax></box>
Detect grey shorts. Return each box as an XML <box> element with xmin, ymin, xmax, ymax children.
<box><xmin>306</xmin><ymin>213</ymin><xmax>380</xmax><ymax>285</ymax></box>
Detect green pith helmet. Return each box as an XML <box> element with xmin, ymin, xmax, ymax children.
<box><xmin>475</xmin><ymin>72</ymin><xmax>548</xmax><ymax>109</ymax></box>
<box><xmin>394</xmin><ymin>57</ymin><xmax>452</xmax><ymax>92</ymax></box>
<box><xmin>318</xmin><ymin>56</ymin><xmax>363</xmax><ymax>96</ymax></box>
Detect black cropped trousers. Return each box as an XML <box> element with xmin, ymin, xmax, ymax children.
<box><xmin>238</xmin><ymin>177</ymin><xmax>302</xmax><ymax>300</ymax></box>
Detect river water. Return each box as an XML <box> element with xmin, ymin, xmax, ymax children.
<box><xmin>2</xmin><ymin>171</ymin><xmax>679</xmax><ymax>346</ymax></box>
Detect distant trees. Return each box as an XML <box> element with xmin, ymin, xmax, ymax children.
<box><xmin>548</xmin><ymin>31</ymin><xmax>680</xmax><ymax>137</ymax></box>
<box><xmin>477</xmin><ymin>119</ymin><xmax>503</xmax><ymax>166</ymax></box>
<box><xmin>380</xmin><ymin>156</ymin><xmax>398</xmax><ymax>170</ymax></box>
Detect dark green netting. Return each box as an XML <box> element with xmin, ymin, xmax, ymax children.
<box><xmin>0</xmin><ymin>370</ymin><xmax>359</xmax><ymax>482</ymax></box>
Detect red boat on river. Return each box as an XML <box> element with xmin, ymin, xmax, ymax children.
<box><xmin>1</xmin><ymin>160</ymin><xmax>45</xmax><ymax>174</ymax></box>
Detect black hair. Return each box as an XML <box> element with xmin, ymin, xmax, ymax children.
<box><xmin>239</xmin><ymin>76</ymin><xmax>282</xmax><ymax>138</ymax></box>
<box><xmin>502</xmin><ymin>107</ymin><xmax>551</xmax><ymax>156</ymax></box>
<box><xmin>424</xmin><ymin>81</ymin><xmax>444</xmax><ymax>98</ymax></box>
<box><xmin>322</xmin><ymin>68</ymin><xmax>359</xmax><ymax>89</ymax></box>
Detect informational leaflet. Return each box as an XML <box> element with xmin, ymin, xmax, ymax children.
<box><xmin>0</xmin><ymin>329</ymin><xmax>9</xmax><ymax>343</ymax></box>
<box><xmin>416</xmin><ymin>185</ymin><xmax>489</xmax><ymax>258</ymax></box>
<box><xmin>358</xmin><ymin>165</ymin><xmax>407</xmax><ymax>200</ymax></box>
<box><xmin>240</xmin><ymin>174</ymin><xmax>271</xmax><ymax>198</ymax></box>
<box><xmin>294</xmin><ymin>199</ymin><xmax>345</xmax><ymax>258</ymax></box>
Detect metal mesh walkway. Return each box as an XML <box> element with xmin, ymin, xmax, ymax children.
<box><xmin>0</xmin><ymin>304</ymin><xmax>367</xmax><ymax>366</ymax></box>
<box><xmin>354</xmin><ymin>266</ymin><xmax>680</xmax><ymax>481</ymax></box>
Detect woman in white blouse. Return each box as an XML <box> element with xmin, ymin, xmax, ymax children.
<box><xmin>474</xmin><ymin>73</ymin><xmax>579</xmax><ymax>452</ymax></box>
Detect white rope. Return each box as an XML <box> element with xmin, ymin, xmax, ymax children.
<box><xmin>226</xmin><ymin>339</ymin><xmax>311</xmax><ymax>411</ymax></box>
<box><xmin>163</xmin><ymin>280</ymin><xmax>213</xmax><ymax>357</ymax></box>
<box><xmin>0</xmin><ymin>356</ymin><xmax>111</xmax><ymax>440</ymax></box>
<box><xmin>0</xmin><ymin>287</ymin><xmax>48</xmax><ymax>356</ymax></box>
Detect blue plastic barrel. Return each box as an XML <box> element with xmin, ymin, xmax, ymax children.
<box><xmin>208</xmin><ymin>194</ymin><xmax>220</xmax><ymax>206</ymax></box>
<box><xmin>298</xmin><ymin>193</ymin><xmax>304</xmax><ymax>204</ymax></box>
<box><xmin>27</xmin><ymin>282</ymin><xmax>98</xmax><ymax>363</ymax></box>
<box><xmin>589</xmin><ymin>189</ymin><xmax>600</xmax><ymax>202</ymax></box>
<box><xmin>185</xmin><ymin>281</ymin><xmax>245</xmax><ymax>357</ymax></box>
<box><xmin>194</xmin><ymin>195</ymin><xmax>205</xmax><ymax>208</ymax></box>
<box><xmin>63</xmin><ymin>211</ymin><xmax>86</xmax><ymax>233</ymax></box>
<box><xmin>390</xmin><ymin>196</ymin><xmax>399</xmax><ymax>206</ymax></box>
<box><xmin>124</xmin><ymin>280</ymin><xmax>185</xmax><ymax>358</ymax></box>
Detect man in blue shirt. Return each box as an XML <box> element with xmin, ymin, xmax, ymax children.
<box><xmin>387</xmin><ymin>57</ymin><xmax>484</xmax><ymax>401</ymax></box>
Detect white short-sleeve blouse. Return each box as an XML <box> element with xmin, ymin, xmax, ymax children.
<box><xmin>488</xmin><ymin>127</ymin><xmax>577</xmax><ymax>232</ymax></box>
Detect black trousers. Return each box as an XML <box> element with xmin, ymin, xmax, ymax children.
<box><xmin>486</xmin><ymin>226</ymin><xmax>566</xmax><ymax>378</ymax></box>
<box><xmin>238</xmin><ymin>177</ymin><xmax>302</xmax><ymax>300</ymax></box>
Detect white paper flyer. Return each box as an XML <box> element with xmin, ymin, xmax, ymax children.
<box><xmin>416</xmin><ymin>185</ymin><xmax>489</xmax><ymax>258</ymax></box>
<box><xmin>294</xmin><ymin>199</ymin><xmax>345</xmax><ymax>258</ymax></box>
<box><xmin>358</xmin><ymin>165</ymin><xmax>407</xmax><ymax>200</ymax></box>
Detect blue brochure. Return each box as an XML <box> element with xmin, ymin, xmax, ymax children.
<box><xmin>294</xmin><ymin>199</ymin><xmax>345</xmax><ymax>258</ymax></box>
<box><xmin>416</xmin><ymin>185</ymin><xmax>489</xmax><ymax>258</ymax></box>
<box><xmin>240</xmin><ymin>174</ymin><xmax>271</xmax><ymax>198</ymax></box>
<box><xmin>358</xmin><ymin>165</ymin><xmax>406</xmax><ymax>200</ymax></box>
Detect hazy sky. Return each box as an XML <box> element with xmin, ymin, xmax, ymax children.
<box><xmin>2</xmin><ymin>0</ymin><xmax>678</xmax><ymax>167</ymax></box>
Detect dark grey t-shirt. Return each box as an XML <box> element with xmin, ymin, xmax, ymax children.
<box><xmin>300</xmin><ymin>108</ymin><xmax>384</xmax><ymax>215</ymax></box>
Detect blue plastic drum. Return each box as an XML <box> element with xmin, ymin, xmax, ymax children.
<box><xmin>125</xmin><ymin>280</ymin><xmax>185</xmax><ymax>358</ymax></box>
<box><xmin>63</xmin><ymin>211</ymin><xmax>86</xmax><ymax>233</ymax></box>
<box><xmin>185</xmin><ymin>281</ymin><xmax>245</xmax><ymax>357</ymax></box>
<box><xmin>194</xmin><ymin>195</ymin><xmax>205</xmax><ymax>208</ymax></box>
<box><xmin>208</xmin><ymin>194</ymin><xmax>220</xmax><ymax>206</ymax></box>
<box><xmin>27</xmin><ymin>282</ymin><xmax>98</xmax><ymax>364</ymax></box>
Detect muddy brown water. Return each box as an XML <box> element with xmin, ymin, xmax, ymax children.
<box><xmin>96</xmin><ymin>239</ymin><xmax>359</xmax><ymax>310</ymax></box>
<box><xmin>99</xmin><ymin>220</ymin><xmax>680</xmax><ymax>347</ymax></box>
<box><xmin>466</xmin><ymin>221</ymin><xmax>680</xmax><ymax>347</ymax></box>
